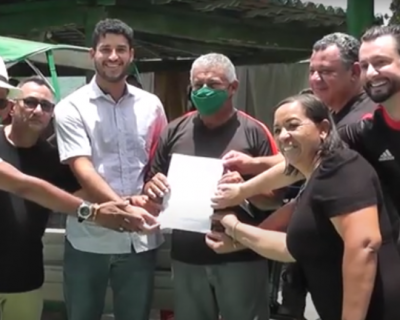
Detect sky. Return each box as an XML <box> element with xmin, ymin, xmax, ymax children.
<box><xmin>315</xmin><ymin>0</ymin><xmax>392</xmax><ymax>19</ymax></box>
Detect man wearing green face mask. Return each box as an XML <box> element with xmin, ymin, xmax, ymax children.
<box><xmin>144</xmin><ymin>53</ymin><xmax>283</xmax><ymax>320</ymax></box>
<box><xmin>191</xmin><ymin>83</ymin><xmax>230</xmax><ymax>115</ymax></box>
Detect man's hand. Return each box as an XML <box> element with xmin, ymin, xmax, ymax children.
<box><xmin>143</xmin><ymin>173</ymin><xmax>169</xmax><ymax>200</ymax></box>
<box><xmin>123</xmin><ymin>205</ymin><xmax>160</xmax><ymax>233</ymax></box>
<box><xmin>219</xmin><ymin>171</ymin><xmax>244</xmax><ymax>184</ymax></box>
<box><xmin>211</xmin><ymin>211</ymin><xmax>240</xmax><ymax>238</ymax></box>
<box><xmin>222</xmin><ymin>151</ymin><xmax>256</xmax><ymax>175</ymax></box>
<box><xmin>205</xmin><ymin>231</ymin><xmax>243</xmax><ymax>254</ymax></box>
<box><xmin>128</xmin><ymin>195</ymin><xmax>162</xmax><ymax>216</ymax></box>
<box><xmin>93</xmin><ymin>201</ymin><xmax>159</xmax><ymax>233</ymax></box>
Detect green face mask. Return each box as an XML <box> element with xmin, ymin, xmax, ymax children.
<box><xmin>191</xmin><ymin>86</ymin><xmax>229</xmax><ymax>116</ymax></box>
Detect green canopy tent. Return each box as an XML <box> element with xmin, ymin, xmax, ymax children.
<box><xmin>0</xmin><ymin>36</ymin><xmax>92</xmax><ymax>100</ymax></box>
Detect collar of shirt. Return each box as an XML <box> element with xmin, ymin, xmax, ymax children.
<box><xmin>331</xmin><ymin>91</ymin><xmax>367</xmax><ymax>124</ymax></box>
<box><xmin>88</xmin><ymin>76</ymin><xmax>136</xmax><ymax>101</ymax></box>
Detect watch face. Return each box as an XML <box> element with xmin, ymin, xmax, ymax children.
<box><xmin>79</xmin><ymin>204</ymin><xmax>91</xmax><ymax>218</ymax></box>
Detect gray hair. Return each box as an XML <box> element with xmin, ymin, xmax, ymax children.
<box><xmin>313</xmin><ymin>32</ymin><xmax>360</xmax><ymax>69</ymax></box>
<box><xmin>190</xmin><ymin>53</ymin><xmax>237</xmax><ymax>84</ymax></box>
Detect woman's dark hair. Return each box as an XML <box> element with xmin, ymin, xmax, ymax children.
<box><xmin>274</xmin><ymin>94</ymin><xmax>346</xmax><ymax>175</ymax></box>
<box><xmin>298</xmin><ymin>87</ymin><xmax>313</xmax><ymax>95</ymax></box>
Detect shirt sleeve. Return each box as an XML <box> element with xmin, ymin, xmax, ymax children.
<box><xmin>312</xmin><ymin>151</ymin><xmax>378</xmax><ymax>218</ymax></box>
<box><xmin>338</xmin><ymin>120</ymin><xmax>367</xmax><ymax>152</ymax></box>
<box><xmin>149</xmin><ymin>98</ymin><xmax>168</xmax><ymax>160</ymax></box>
<box><xmin>145</xmin><ymin>125</ymin><xmax>171</xmax><ymax>182</ymax></box>
<box><xmin>247</xmin><ymin>119</ymin><xmax>279</xmax><ymax>157</ymax></box>
<box><xmin>53</xmin><ymin>99</ymin><xmax>92</xmax><ymax>163</ymax></box>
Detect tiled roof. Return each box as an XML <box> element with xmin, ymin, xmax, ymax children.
<box><xmin>166</xmin><ymin>0</ymin><xmax>347</xmax><ymax>26</ymax></box>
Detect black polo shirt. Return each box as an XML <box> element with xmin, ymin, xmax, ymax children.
<box><xmin>0</xmin><ymin>128</ymin><xmax>80</xmax><ymax>293</ymax></box>
<box><xmin>340</xmin><ymin>107</ymin><xmax>400</xmax><ymax>221</ymax></box>
<box><xmin>332</xmin><ymin>91</ymin><xmax>376</xmax><ymax>129</ymax></box>
<box><xmin>147</xmin><ymin>110</ymin><xmax>278</xmax><ymax>265</ymax></box>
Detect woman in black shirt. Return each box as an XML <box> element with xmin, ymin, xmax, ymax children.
<box><xmin>211</xmin><ymin>94</ymin><xmax>400</xmax><ymax>320</ymax></box>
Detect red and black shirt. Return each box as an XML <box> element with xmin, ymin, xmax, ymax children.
<box><xmin>147</xmin><ymin>110</ymin><xmax>278</xmax><ymax>264</ymax></box>
<box><xmin>340</xmin><ymin>107</ymin><xmax>400</xmax><ymax>221</ymax></box>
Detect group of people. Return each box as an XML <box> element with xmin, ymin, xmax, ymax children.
<box><xmin>0</xmin><ymin>16</ymin><xmax>400</xmax><ymax>320</ymax></box>
<box><xmin>208</xmin><ymin>26</ymin><xmax>400</xmax><ymax>320</ymax></box>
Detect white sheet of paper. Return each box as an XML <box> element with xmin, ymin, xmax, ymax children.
<box><xmin>158</xmin><ymin>153</ymin><xmax>224</xmax><ymax>233</ymax></box>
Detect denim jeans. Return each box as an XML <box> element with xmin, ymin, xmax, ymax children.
<box><xmin>172</xmin><ymin>259</ymin><xmax>270</xmax><ymax>320</ymax></box>
<box><xmin>63</xmin><ymin>239</ymin><xmax>156</xmax><ymax>320</ymax></box>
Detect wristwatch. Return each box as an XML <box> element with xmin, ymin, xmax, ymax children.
<box><xmin>77</xmin><ymin>201</ymin><xmax>94</xmax><ymax>223</ymax></box>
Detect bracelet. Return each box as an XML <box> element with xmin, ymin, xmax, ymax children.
<box><xmin>231</xmin><ymin>221</ymin><xmax>241</xmax><ymax>249</ymax></box>
<box><xmin>232</xmin><ymin>220</ymin><xmax>240</xmax><ymax>242</ymax></box>
<box><xmin>91</xmin><ymin>203</ymin><xmax>100</xmax><ymax>221</ymax></box>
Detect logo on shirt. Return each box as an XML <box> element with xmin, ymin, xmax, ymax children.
<box><xmin>378</xmin><ymin>149</ymin><xmax>395</xmax><ymax>162</ymax></box>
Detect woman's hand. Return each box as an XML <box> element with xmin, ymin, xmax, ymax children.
<box><xmin>211</xmin><ymin>183</ymin><xmax>245</xmax><ymax>209</ymax></box>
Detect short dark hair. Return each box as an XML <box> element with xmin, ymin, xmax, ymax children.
<box><xmin>18</xmin><ymin>76</ymin><xmax>53</xmax><ymax>92</ymax></box>
<box><xmin>92</xmin><ymin>19</ymin><xmax>134</xmax><ymax>49</ymax></box>
<box><xmin>361</xmin><ymin>25</ymin><xmax>400</xmax><ymax>55</ymax></box>
<box><xmin>274</xmin><ymin>94</ymin><xmax>346</xmax><ymax>176</ymax></box>
<box><xmin>313</xmin><ymin>32</ymin><xmax>360</xmax><ymax>69</ymax></box>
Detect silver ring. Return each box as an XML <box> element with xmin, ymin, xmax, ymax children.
<box><xmin>123</xmin><ymin>218</ymin><xmax>130</xmax><ymax>223</ymax></box>
<box><xmin>119</xmin><ymin>227</ymin><xmax>124</xmax><ymax>232</ymax></box>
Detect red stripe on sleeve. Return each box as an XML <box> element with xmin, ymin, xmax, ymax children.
<box><xmin>238</xmin><ymin>111</ymin><xmax>279</xmax><ymax>155</ymax></box>
<box><xmin>361</xmin><ymin>113</ymin><xmax>373</xmax><ymax>120</ymax></box>
<box><xmin>148</xmin><ymin>110</ymin><xmax>197</xmax><ymax>161</ymax></box>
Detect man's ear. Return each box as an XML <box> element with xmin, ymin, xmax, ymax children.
<box><xmin>229</xmin><ymin>79</ymin><xmax>239</xmax><ymax>96</ymax></box>
<box><xmin>8</xmin><ymin>100</ymin><xmax>15</xmax><ymax>117</ymax></box>
<box><xmin>351</xmin><ymin>62</ymin><xmax>361</xmax><ymax>80</ymax></box>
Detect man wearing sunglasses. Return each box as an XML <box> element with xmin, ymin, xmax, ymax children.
<box><xmin>0</xmin><ymin>71</ymin><xmax>159</xmax><ymax>320</ymax></box>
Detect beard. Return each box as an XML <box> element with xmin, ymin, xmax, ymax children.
<box><xmin>94</xmin><ymin>61</ymin><xmax>129</xmax><ymax>83</ymax></box>
<box><xmin>364</xmin><ymin>77</ymin><xmax>400</xmax><ymax>103</ymax></box>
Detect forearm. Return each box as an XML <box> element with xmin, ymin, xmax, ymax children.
<box><xmin>342</xmin><ymin>247</ymin><xmax>377</xmax><ymax>320</ymax></box>
<box><xmin>17</xmin><ymin>176</ymin><xmax>82</xmax><ymax>215</ymax></box>
<box><xmin>241</xmin><ymin>162</ymin><xmax>302</xmax><ymax>199</ymax></box>
<box><xmin>248</xmin><ymin>184</ymin><xmax>286</xmax><ymax>210</ymax></box>
<box><xmin>74</xmin><ymin>189</ymin><xmax>97</xmax><ymax>202</ymax></box>
<box><xmin>248</xmin><ymin>154</ymin><xmax>285</xmax><ymax>175</ymax></box>
<box><xmin>75</xmin><ymin>171</ymin><xmax>122</xmax><ymax>203</ymax></box>
<box><xmin>248</xmin><ymin>192</ymin><xmax>282</xmax><ymax>211</ymax></box>
<box><xmin>228</xmin><ymin>222</ymin><xmax>294</xmax><ymax>262</ymax></box>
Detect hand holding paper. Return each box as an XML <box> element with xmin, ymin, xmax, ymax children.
<box><xmin>158</xmin><ymin>153</ymin><xmax>224</xmax><ymax>233</ymax></box>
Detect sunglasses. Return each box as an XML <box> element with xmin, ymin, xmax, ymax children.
<box><xmin>19</xmin><ymin>97</ymin><xmax>55</xmax><ymax>113</ymax></box>
<box><xmin>0</xmin><ymin>98</ymin><xmax>9</xmax><ymax>110</ymax></box>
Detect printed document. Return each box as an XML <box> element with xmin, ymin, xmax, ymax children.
<box><xmin>158</xmin><ymin>153</ymin><xmax>224</xmax><ymax>233</ymax></box>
